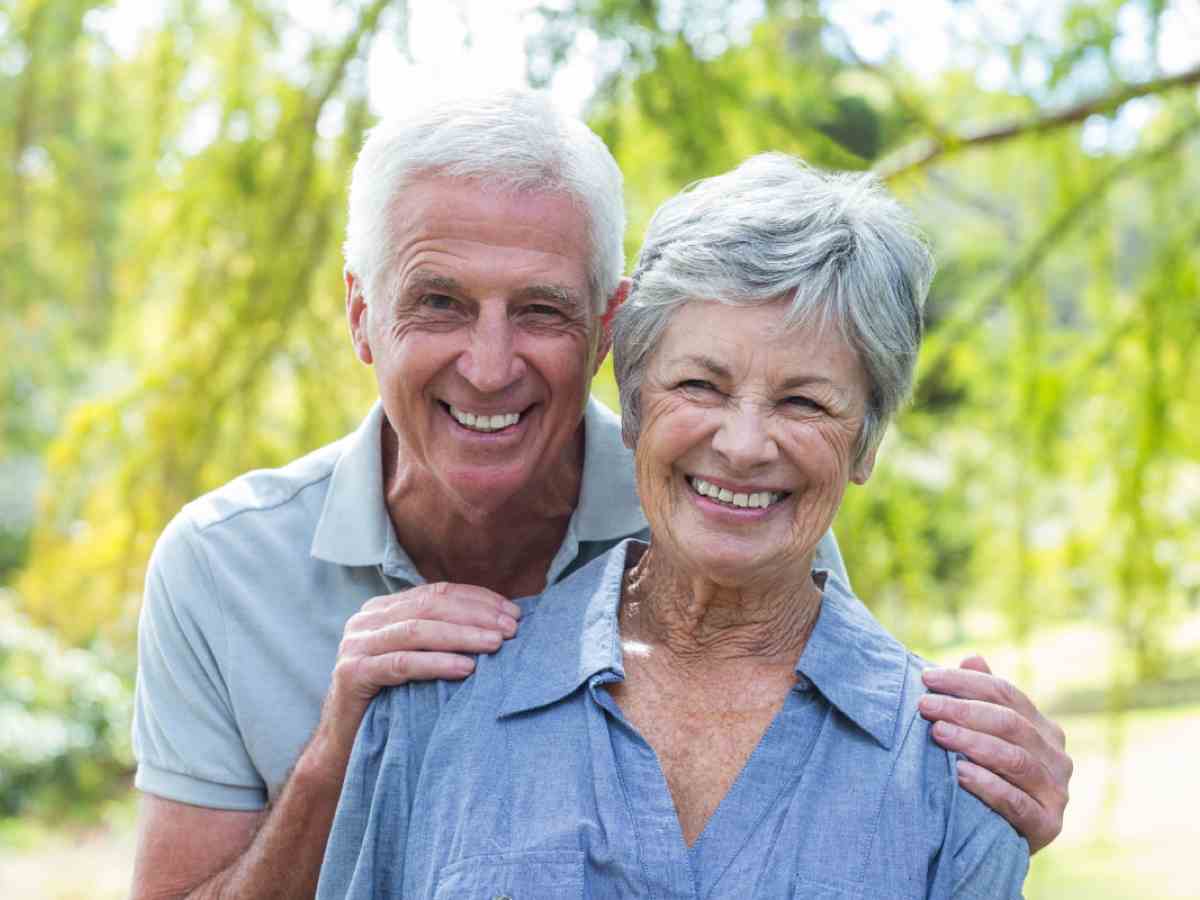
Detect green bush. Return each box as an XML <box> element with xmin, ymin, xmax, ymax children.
<box><xmin>0</xmin><ymin>590</ymin><xmax>133</xmax><ymax>820</ymax></box>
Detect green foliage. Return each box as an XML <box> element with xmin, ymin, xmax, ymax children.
<box><xmin>3</xmin><ymin>0</ymin><xmax>1200</xmax><ymax>838</ymax></box>
<box><xmin>0</xmin><ymin>590</ymin><xmax>132</xmax><ymax>819</ymax></box>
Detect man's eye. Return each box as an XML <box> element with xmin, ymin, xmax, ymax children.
<box><xmin>423</xmin><ymin>294</ymin><xmax>458</xmax><ymax>311</ymax></box>
<box><xmin>524</xmin><ymin>304</ymin><xmax>565</xmax><ymax>318</ymax></box>
<box><xmin>678</xmin><ymin>379</ymin><xmax>717</xmax><ymax>393</ymax></box>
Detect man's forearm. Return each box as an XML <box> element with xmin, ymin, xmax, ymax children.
<box><xmin>185</xmin><ymin>728</ymin><xmax>351</xmax><ymax>900</ymax></box>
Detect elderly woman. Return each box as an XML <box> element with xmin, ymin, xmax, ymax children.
<box><xmin>318</xmin><ymin>154</ymin><xmax>1028</xmax><ymax>898</ymax></box>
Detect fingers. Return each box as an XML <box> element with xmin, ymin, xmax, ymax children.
<box><xmin>921</xmin><ymin>666</ymin><xmax>1038</xmax><ymax>724</ymax></box>
<box><xmin>335</xmin><ymin>582</ymin><xmax>522</xmax><ymax>702</ymax></box>
<box><xmin>354</xmin><ymin>594</ymin><xmax>519</xmax><ymax>638</ymax></box>
<box><xmin>954</xmin><ymin>759</ymin><xmax>1063</xmax><ymax>854</ymax></box>
<box><xmin>920</xmin><ymin>692</ymin><xmax>1072</xmax><ymax>852</ymax></box>
<box><xmin>355</xmin><ymin>650</ymin><xmax>477</xmax><ymax>686</ymax></box>
<box><xmin>919</xmin><ymin>695</ymin><xmax>1046</xmax><ymax>760</ymax></box>
<box><xmin>927</xmin><ymin>717</ymin><xmax>1057</xmax><ymax>801</ymax></box>
<box><xmin>958</xmin><ymin>653</ymin><xmax>992</xmax><ymax>675</ymax></box>
<box><xmin>361</xmin><ymin>582</ymin><xmax>521</xmax><ymax>631</ymax></box>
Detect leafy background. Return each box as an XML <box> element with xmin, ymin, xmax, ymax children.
<box><xmin>1</xmin><ymin>0</ymin><xmax>1198</xmax><ymax>896</ymax></box>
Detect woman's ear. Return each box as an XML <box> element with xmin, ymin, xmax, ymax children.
<box><xmin>851</xmin><ymin>445</ymin><xmax>877</xmax><ymax>485</ymax></box>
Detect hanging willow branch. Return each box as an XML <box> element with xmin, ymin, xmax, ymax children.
<box><xmin>915</xmin><ymin>113</ymin><xmax>1200</xmax><ymax>383</ymax></box>
<box><xmin>877</xmin><ymin>61</ymin><xmax>1200</xmax><ymax>181</ymax></box>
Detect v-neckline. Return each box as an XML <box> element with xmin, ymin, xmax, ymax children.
<box><xmin>592</xmin><ymin>677</ymin><xmax>825</xmax><ymax>899</ymax></box>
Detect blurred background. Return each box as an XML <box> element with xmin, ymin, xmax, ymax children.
<box><xmin>2</xmin><ymin>0</ymin><xmax>1198</xmax><ymax>896</ymax></box>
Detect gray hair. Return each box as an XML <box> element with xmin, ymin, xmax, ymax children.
<box><xmin>344</xmin><ymin>89</ymin><xmax>626</xmax><ymax>313</ymax></box>
<box><xmin>613</xmin><ymin>153</ymin><xmax>933</xmax><ymax>465</ymax></box>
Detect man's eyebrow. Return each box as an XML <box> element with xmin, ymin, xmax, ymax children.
<box><xmin>407</xmin><ymin>271</ymin><xmax>464</xmax><ymax>296</ymax></box>
<box><xmin>512</xmin><ymin>283</ymin><xmax>585</xmax><ymax>311</ymax></box>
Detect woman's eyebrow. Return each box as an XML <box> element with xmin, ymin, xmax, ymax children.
<box><xmin>674</xmin><ymin>354</ymin><xmax>733</xmax><ymax>379</ymax></box>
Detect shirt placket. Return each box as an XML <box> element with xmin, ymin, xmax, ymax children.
<box><xmin>589</xmin><ymin>676</ymin><xmax>698</xmax><ymax>900</ymax></box>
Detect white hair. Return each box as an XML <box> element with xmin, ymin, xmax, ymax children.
<box><xmin>344</xmin><ymin>89</ymin><xmax>625</xmax><ymax>313</ymax></box>
<box><xmin>613</xmin><ymin>153</ymin><xmax>934</xmax><ymax>465</ymax></box>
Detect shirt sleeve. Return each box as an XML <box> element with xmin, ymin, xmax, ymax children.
<box><xmin>132</xmin><ymin>512</ymin><xmax>266</xmax><ymax>810</ymax></box>
<box><xmin>932</xmin><ymin>754</ymin><xmax>1030</xmax><ymax>899</ymax></box>
<box><xmin>317</xmin><ymin>689</ymin><xmax>412</xmax><ymax>900</ymax></box>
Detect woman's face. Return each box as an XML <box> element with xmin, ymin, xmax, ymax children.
<box><xmin>634</xmin><ymin>299</ymin><xmax>875</xmax><ymax>587</ymax></box>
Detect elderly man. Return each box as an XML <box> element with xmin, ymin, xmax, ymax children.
<box><xmin>131</xmin><ymin>91</ymin><xmax>1072</xmax><ymax>899</ymax></box>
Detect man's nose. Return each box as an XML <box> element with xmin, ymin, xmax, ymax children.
<box><xmin>456</xmin><ymin>310</ymin><xmax>526</xmax><ymax>393</ymax></box>
<box><xmin>711</xmin><ymin>402</ymin><xmax>779</xmax><ymax>470</ymax></box>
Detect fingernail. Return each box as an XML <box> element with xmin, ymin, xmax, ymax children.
<box><xmin>922</xmin><ymin>668</ymin><xmax>945</xmax><ymax>685</ymax></box>
<box><xmin>956</xmin><ymin>760</ymin><xmax>972</xmax><ymax>781</ymax></box>
<box><xmin>453</xmin><ymin>657</ymin><xmax>475</xmax><ymax>677</ymax></box>
<box><xmin>502</xmin><ymin>601</ymin><xmax>522</xmax><ymax>619</ymax></box>
<box><xmin>933</xmin><ymin>721</ymin><xmax>957</xmax><ymax>739</ymax></box>
<box><xmin>497</xmin><ymin>614</ymin><xmax>518</xmax><ymax>636</ymax></box>
<box><xmin>919</xmin><ymin>695</ymin><xmax>942</xmax><ymax>714</ymax></box>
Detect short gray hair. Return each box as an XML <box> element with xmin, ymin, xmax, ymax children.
<box><xmin>344</xmin><ymin>89</ymin><xmax>626</xmax><ymax>313</ymax></box>
<box><xmin>613</xmin><ymin>153</ymin><xmax>933</xmax><ymax>464</ymax></box>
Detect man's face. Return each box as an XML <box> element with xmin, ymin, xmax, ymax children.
<box><xmin>348</xmin><ymin>177</ymin><xmax>611</xmax><ymax>515</ymax></box>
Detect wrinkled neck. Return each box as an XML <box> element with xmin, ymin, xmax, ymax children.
<box><xmin>619</xmin><ymin>545</ymin><xmax>822</xmax><ymax>671</ymax></box>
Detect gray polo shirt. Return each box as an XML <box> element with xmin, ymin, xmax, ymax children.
<box><xmin>132</xmin><ymin>398</ymin><xmax>847</xmax><ymax>810</ymax></box>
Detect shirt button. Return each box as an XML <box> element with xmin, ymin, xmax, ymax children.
<box><xmin>492</xmin><ymin>895</ymin><xmax>513</xmax><ymax>900</ymax></box>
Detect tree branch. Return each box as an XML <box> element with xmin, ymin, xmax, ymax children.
<box><xmin>915</xmin><ymin>113</ymin><xmax>1200</xmax><ymax>384</ymax></box>
<box><xmin>877</xmin><ymin>61</ymin><xmax>1200</xmax><ymax>180</ymax></box>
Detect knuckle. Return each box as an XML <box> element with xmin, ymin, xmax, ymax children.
<box><xmin>395</xmin><ymin>618</ymin><xmax>421</xmax><ymax>644</ymax></box>
<box><xmin>994</xmin><ymin>677</ymin><xmax>1019</xmax><ymax>708</ymax></box>
<box><xmin>996</xmin><ymin>707</ymin><xmax>1022</xmax><ymax>739</ymax></box>
<box><xmin>1004</xmin><ymin>745</ymin><xmax>1029</xmax><ymax>777</ymax></box>
<box><xmin>1006</xmin><ymin>789</ymin><xmax>1034</xmax><ymax>824</ymax></box>
<box><xmin>390</xmin><ymin>653</ymin><xmax>413</xmax><ymax>682</ymax></box>
<box><xmin>409</xmin><ymin>588</ymin><xmax>432</xmax><ymax>616</ymax></box>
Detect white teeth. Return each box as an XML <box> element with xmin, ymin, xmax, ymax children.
<box><xmin>690</xmin><ymin>478</ymin><xmax>781</xmax><ymax>509</ymax></box>
<box><xmin>449</xmin><ymin>405</ymin><xmax>521</xmax><ymax>432</ymax></box>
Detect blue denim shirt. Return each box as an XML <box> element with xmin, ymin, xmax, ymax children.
<box><xmin>319</xmin><ymin>540</ymin><xmax>1028</xmax><ymax>899</ymax></box>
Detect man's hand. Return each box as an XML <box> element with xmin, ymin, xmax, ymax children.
<box><xmin>918</xmin><ymin>654</ymin><xmax>1072</xmax><ymax>854</ymax></box>
<box><xmin>316</xmin><ymin>582</ymin><xmax>521</xmax><ymax>769</ymax></box>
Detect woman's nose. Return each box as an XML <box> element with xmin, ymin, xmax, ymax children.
<box><xmin>710</xmin><ymin>402</ymin><xmax>779</xmax><ymax>469</ymax></box>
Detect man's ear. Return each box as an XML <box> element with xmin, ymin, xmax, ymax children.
<box><xmin>345</xmin><ymin>270</ymin><xmax>373</xmax><ymax>365</ymax></box>
<box><xmin>851</xmin><ymin>444</ymin><xmax>877</xmax><ymax>485</ymax></box>
<box><xmin>592</xmin><ymin>277</ymin><xmax>631</xmax><ymax>376</ymax></box>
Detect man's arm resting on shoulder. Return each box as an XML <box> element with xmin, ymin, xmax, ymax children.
<box><xmin>919</xmin><ymin>654</ymin><xmax>1073</xmax><ymax>854</ymax></box>
<box><xmin>132</xmin><ymin>576</ymin><xmax>518</xmax><ymax>899</ymax></box>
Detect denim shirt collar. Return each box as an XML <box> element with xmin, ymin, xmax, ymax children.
<box><xmin>498</xmin><ymin>541</ymin><xmax>909</xmax><ymax>751</ymax></box>
<box><xmin>796</xmin><ymin>573</ymin><xmax>910</xmax><ymax>749</ymax></box>
<box><xmin>497</xmin><ymin>540</ymin><xmax>632</xmax><ymax>719</ymax></box>
<box><xmin>310</xmin><ymin>398</ymin><xmax>647</xmax><ymax>580</ymax></box>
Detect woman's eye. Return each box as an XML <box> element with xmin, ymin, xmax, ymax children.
<box><xmin>785</xmin><ymin>395</ymin><xmax>824</xmax><ymax>412</ymax></box>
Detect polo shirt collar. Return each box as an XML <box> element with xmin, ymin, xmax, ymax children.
<box><xmin>796</xmin><ymin>573</ymin><xmax>909</xmax><ymax>749</ymax></box>
<box><xmin>311</xmin><ymin>398</ymin><xmax>647</xmax><ymax>575</ymax></box>
<box><xmin>571</xmin><ymin>398</ymin><xmax>646</xmax><ymax>542</ymax></box>
<box><xmin>499</xmin><ymin>540</ymin><xmax>909</xmax><ymax>752</ymax></box>
<box><xmin>310</xmin><ymin>402</ymin><xmax>394</xmax><ymax>568</ymax></box>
